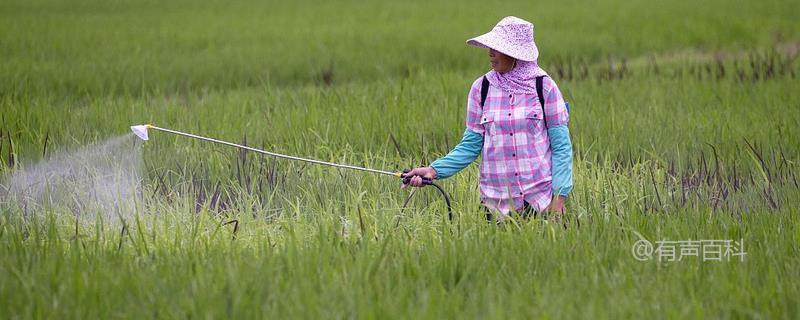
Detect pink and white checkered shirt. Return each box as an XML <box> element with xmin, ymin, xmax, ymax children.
<box><xmin>465</xmin><ymin>75</ymin><xmax>569</xmax><ymax>215</ymax></box>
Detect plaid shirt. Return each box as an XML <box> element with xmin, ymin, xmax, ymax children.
<box><xmin>465</xmin><ymin>76</ymin><xmax>570</xmax><ymax>214</ymax></box>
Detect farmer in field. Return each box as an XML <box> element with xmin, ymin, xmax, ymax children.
<box><xmin>403</xmin><ymin>16</ymin><xmax>573</xmax><ymax>221</ymax></box>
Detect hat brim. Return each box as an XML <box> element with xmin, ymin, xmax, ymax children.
<box><xmin>466</xmin><ymin>32</ymin><xmax>538</xmax><ymax>62</ymax></box>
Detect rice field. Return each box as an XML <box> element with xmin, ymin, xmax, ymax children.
<box><xmin>1</xmin><ymin>0</ymin><xmax>799</xmax><ymax>318</ymax></box>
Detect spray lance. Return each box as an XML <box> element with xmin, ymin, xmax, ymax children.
<box><xmin>130</xmin><ymin>124</ymin><xmax>452</xmax><ymax>219</ymax></box>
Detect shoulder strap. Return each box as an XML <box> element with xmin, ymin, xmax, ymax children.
<box><xmin>536</xmin><ymin>75</ymin><xmax>547</xmax><ymax>128</ymax></box>
<box><xmin>480</xmin><ymin>76</ymin><xmax>490</xmax><ymax>108</ymax></box>
<box><xmin>482</xmin><ymin>75</ymin><xmax>548</xmax><ymax>127</ymax></box>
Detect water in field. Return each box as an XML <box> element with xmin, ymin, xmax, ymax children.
<box><xmin>1</xmin><ymin>134</ymin><xmax>143</xmax><ymax>221</ymax></box>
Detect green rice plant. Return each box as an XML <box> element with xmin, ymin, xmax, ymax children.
<box><xmin>1</xmin><ymin>0</ymin><xmax>799</xmax><ymax>318</ymax></box>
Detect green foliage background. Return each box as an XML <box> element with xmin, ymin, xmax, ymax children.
<box><xmin>1</xmin><ymin>0</ymin><xmax>799</xmax><ymax>318</ymax></box>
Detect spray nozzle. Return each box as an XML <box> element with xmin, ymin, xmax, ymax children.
<box><xmin>130</xmin><ymin>125</ymin><xmax>150</xmax><ymax>141</ymax></box>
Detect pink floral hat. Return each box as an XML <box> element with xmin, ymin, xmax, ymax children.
<box><xmin>466</xmin><ymin>16</ymin><xmax>539</xmax><ymax>62</ymax></box>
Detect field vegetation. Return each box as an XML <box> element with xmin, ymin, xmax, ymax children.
<box><xmin>1</xmin><ymin>0</ymin><xmax>799</xmax><ymax>318</ymax></box>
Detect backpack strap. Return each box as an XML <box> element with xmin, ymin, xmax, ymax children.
<box><xmin>480</xmin><ymin>76</ymin><xmax>490</xmax><ymax>108</ymax></box>
<box><xmin>482</xmin><ymin>75</ymin><xmax>549</xmax><ymax>129</ymax></box>
<box><xmin>536</xmin><ymin>75</ymin><xmax>547</xmax><ymax>128</ymax></box>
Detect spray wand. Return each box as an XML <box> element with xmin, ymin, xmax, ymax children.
<box><xmin>131</xmin><ymin>124</ymin><xmax>452</xmax><ymax>219</ymax></box>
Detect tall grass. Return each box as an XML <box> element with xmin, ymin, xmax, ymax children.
<box><xmin>1</xmin><ymin>0</ymin><xmax>798</xmax><ymax>97</ymax></box>
<box><xmin>1</xmin><ymin>0</ymin><xmax>799</xmax><ymax>318</ymax></box>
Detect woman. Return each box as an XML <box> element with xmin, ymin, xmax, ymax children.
<box><xmin>403</xmin><ymin>16</ymin><xmax>573</xmax><ymax>220</ymax></box>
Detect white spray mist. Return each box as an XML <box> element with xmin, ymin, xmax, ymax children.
<box><xmin>1</xmin><ymin>134</ymin><xmax>144</xmax><ymax>222</ymax></box>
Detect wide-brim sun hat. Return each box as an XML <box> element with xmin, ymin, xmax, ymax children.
<box><xmin>466</xmin><ymin>16</ymin><xmax>539</xmax><ymax>62</ymax></box>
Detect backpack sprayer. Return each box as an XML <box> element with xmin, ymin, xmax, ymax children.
<box><xmin>130</xmin><ymin>124</ymin><xmax>452</xmax><ymax>219</ymax></box>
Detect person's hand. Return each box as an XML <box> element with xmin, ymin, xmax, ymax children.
<box><xmin>401</xmin><ymin>167</ymin><xmax>437</xmax><ymax>188</ymax></box>
<box><xmin>547</xmin><ymin>195</ymin><xmax>566</xmax><ymax>214</ymax></box>
<box><xmin>546</xmin><ymin>195</ymin><xmax>568</xmax><ymax>226</ymax></box>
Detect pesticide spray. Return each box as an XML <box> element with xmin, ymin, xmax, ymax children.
<box><xmin>1</xmin><ymin>134</ymin><xmax>143</xmax><ymax>221</ymax></box>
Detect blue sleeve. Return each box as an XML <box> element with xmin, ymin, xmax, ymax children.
<box><xmin>430</xmin><ymin>128</ymin><xmax>483</xmax><ymax>179</ymax></box>
<box><xmin>548</xmin><ymin>125</ymin><xmax>573</xmax><ymax>196</ymax></box>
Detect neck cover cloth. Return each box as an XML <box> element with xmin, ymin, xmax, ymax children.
<box><xmin>486</xmin><ymin>60</ymin><xmax>548</xmax><ymax>94</ymax></box>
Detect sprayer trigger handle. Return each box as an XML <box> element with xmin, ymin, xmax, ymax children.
<box><xmin>401</xmin><ymin>169</ymin><xmax>433</xmax><ymax>186</ymax></box>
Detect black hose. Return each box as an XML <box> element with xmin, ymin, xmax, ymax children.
<box><xmin>427</xmin><ymin>181</ymin><xmax>453</xmax><ymax>220</ymax></box>
<box><xmin>401</xmin><ymin>169</ymin><xmax>453</xmax><ymax>220</ymax></box>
